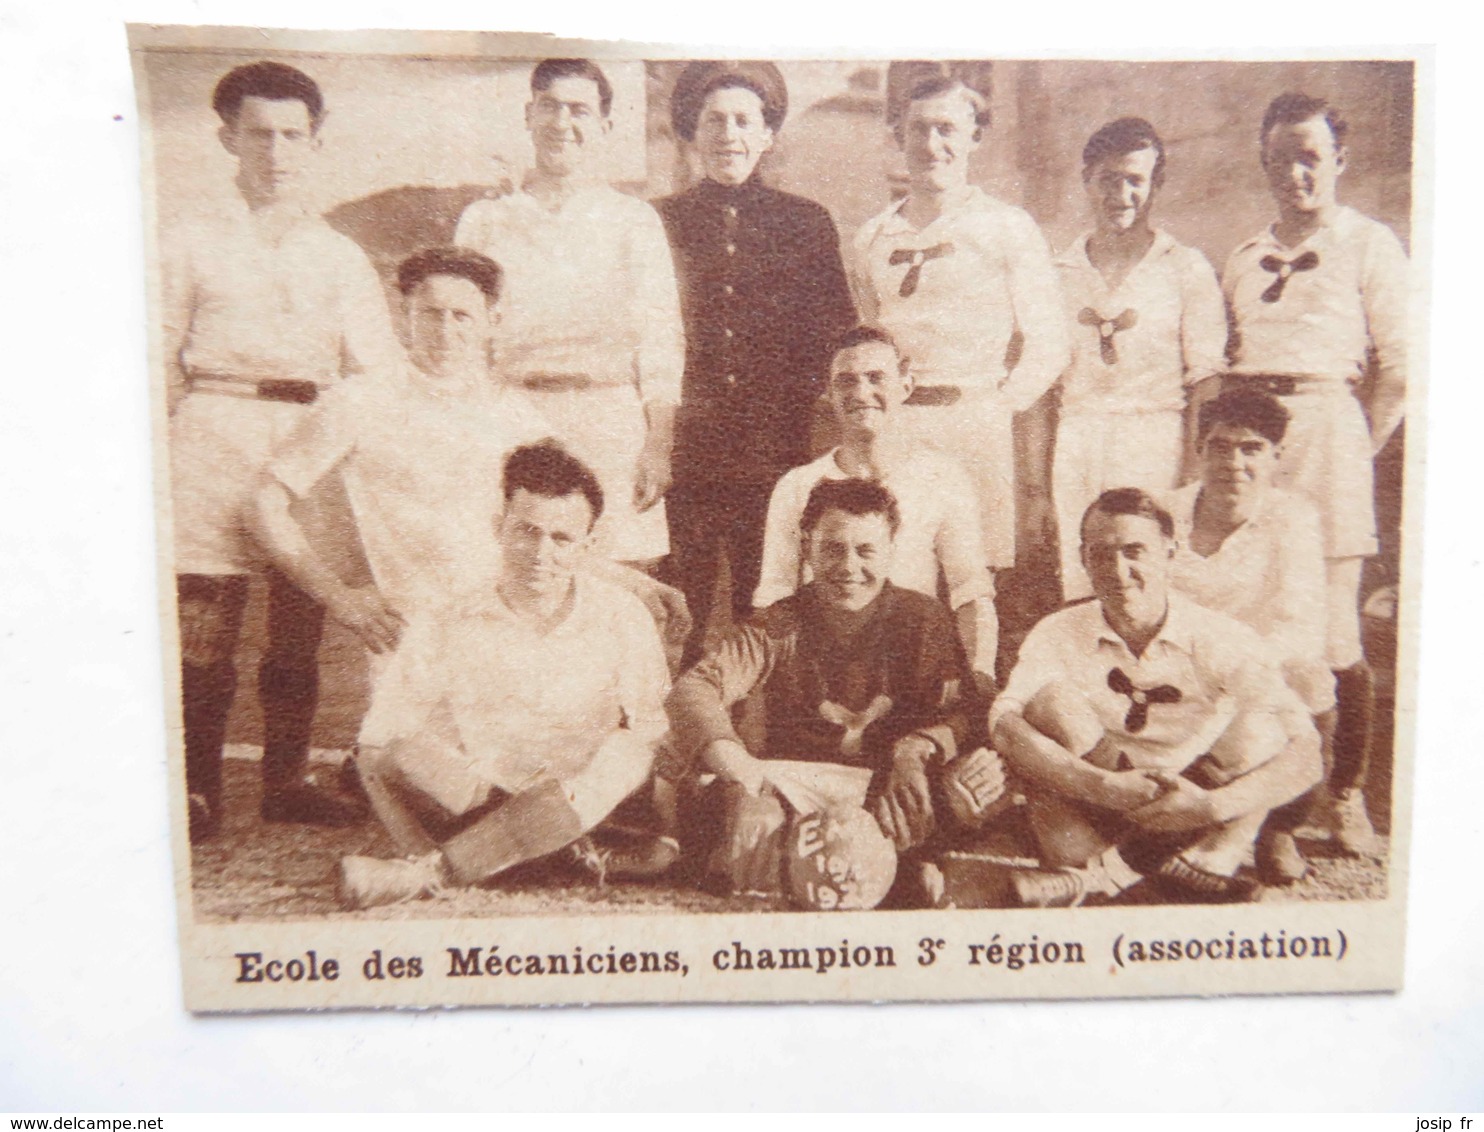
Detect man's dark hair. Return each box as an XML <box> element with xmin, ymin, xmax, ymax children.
<box><xmin>1197</xmin><ymin>388</ymin><xmax>1291</xmax><ymax>446</ymax></box>
<box><xmin>801</xmin><ymin>478</ymin><xmax>902</xmax><ymax>538</ymax></box>
<box><xmin>832</xmin><ymin>324</ymin><xmax>903</xmax><ymax>365</ymax></box>
<box><xmin>530</xmin><ymin>58</ymin><xmax>614</xmax><ymax>118</ymax></box>
<box><xmin>1260</xmin><ymin>92</ymin><xmax>1348</xmax><ymax>150</ymax></box>
<box><xmin>897</xmin><ymin>74</ymin><xmax>992</xmax><ymax>141</ymax></box>
<box><xmin>1083</xmin><ymin>116</ymin><xmax>1166</xmax><ymax>187</ymax></box>
<box><xmin>502</xmin><ymin>441</ymin><xmax>604</xmax><ymax>528</ymax></box>
<box><xmin>212</xmin><ymin>61</ymin><xmax>325</xmax><ymax>128</ymax></box>
<box><xmin>396</xmin><ymin>246</ymin><xmax>503</xmax><ymax>302</ymax></box>
<box><xmin>1080</xmin><ymin>487</ymin><xmax>1175</xmax><ymax>543</ymax></box>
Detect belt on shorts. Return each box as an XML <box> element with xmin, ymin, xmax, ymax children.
<box><xmin>905</xmin><ymin>384</ymin><xmax>963</xmax><ymax>407</ymax></box>
<box><xmin>514</xmin><ymin>372</ymin><xmax>629</xmax><ymax>393</ymax></box>
<box><xmin>1223</xmin><ymin>373</ymin><xmax>1353</xmax><ymax>399</ymax></box>
<box><xmin>188</xmin><ymin>374</ymin><xmax>320</xmax><ymax>405</ymax></box>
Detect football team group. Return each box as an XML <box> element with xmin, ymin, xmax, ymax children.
<box><xmin>164</xmin><ymin>54</ymin><xmax>1406</xmax><ymax>911</ymax></box>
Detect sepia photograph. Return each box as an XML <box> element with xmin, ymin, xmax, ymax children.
<box><xmin>126</xmin><ymin>25</ymin><xmax>1424</xmax><ymax>1010</ymax></box>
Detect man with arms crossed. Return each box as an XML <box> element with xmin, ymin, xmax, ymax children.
<box><xmin>1052</xmin><ymin>118</ymin><xmax>1227</xmax><ymax>600</ymax></box>
<box><xmin>850</xmin><ymin>69</ymin><xmax>1068</xmax><ymax>581</ymax></box>
<box><xmin>1167</xmin><ymin>390</ymin><xmax>1335</xmax><ymax>884</ymax></box>
<box><xmin>165</xmin><ymin>61</ymin><xmax>403</xmax><ymax>840</ymax></box>
<box><xmin>334</xmin><ymin>444</ymin><xmax>671</xmax><ymax>909</ymax></box>
<box><xmin>669</xmin><ymin>478</ymin><xmax>1004</xmax><ymax>905</ymax></box>
<box><xmin>656</xmin><ymin>60</ymin><xmax>856</xmax><ymax>665</ymax></box>
<box><xmin>456</xmin><ymin>58</ymin><xmax>684</xmax><ymax>570</ymax></box>
<box><xmin>990</xmin><ymin>488</ymin><xmax>1321</xmax><ymax>906</ymax></box>
<box><xmin>1221</xmin><ymin>93</ymin><xmax>1408</xmax><ymax>855</ymax></box>
<box><xmin>754</xmin><ymin>326</ymin><xmax>998</xmax><ymax>697</ymax></box>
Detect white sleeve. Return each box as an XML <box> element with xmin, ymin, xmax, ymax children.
<box><xmin>631</xmin><ymin>204</ymin><xmax>684</xmax><ymax>406</ymax></box>
<box><xmin>337</xmin><ymin>242</ymin><xmax>405</xmax><ymax>379</ymax></box>
<box><xmin>1361</xmin><ymin>220</ymin><xmax>1410</xmax><ymax>394</ymax></box>
<box><xmin>998</xmin><ymin>211</ymin><xmax>1072</xmax><ymax>413</ymax></box>
<box><xmin>752</xmin><ymin>472</ymin><xmax>808</xmax><ymax>609</ymax></box>
<box><xmin>847</xmin><ymin>220</ymin><xmax>882</xmax><ymax>325</ymax></box>
<box><xmin>453</xmin><ymin>200</ymin><xmax>492</xmax><ymax>251</ymax></box>
<box><xmin>988</xmin><ymin>615</ymin><xmax>1068</xmax><ymax>733</ymax></box>
<box><xmin>1179</xmin><ymin>246</ymin><xmax>1230</xmax><ymax>386</ymax></box>
<box><xmin>616</xmin><ymin>595</ymin><xmax>671</xmax><ymax>747</ymax></box>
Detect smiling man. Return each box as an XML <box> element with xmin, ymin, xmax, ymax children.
<box><xmin>1222</xmin><ymin>93</ymin><xmax>1409</xmax><ymax>857</ymax></box>
<box><xmin>1051</xmin><ymin>118</ymin><xmax>1228</xmax><ymax>601</ymax></box>
<box><xmin>455</xmin><ymin>59</ymin><xmax>684</xmax><ymax>570</ymax></box>
<box><xmin>668</xmin><ymin>477</ymin><xmax>1004</xmax><ymax>904</ymax></box>
<box><xmin>164</xmin><ymin>61</ymin><xmax>404</xmax><ymax>841</ymax></box>
<box><xmin>335</xmin><ymin>443</ymin><xmax>672</xmax><ymax>910</ymax></box>
<box><xmin>656</xmin><ymin>61</ymin><xmax>856</xmax><ymax>665</ymax></box>
<box><xmin>850</xmin><ymin>69</ymin><xmax>1068</xmax><ymax>579</ymax></box>
<box><xmin>990</xmin><ymin>488</ymin><xmax>1321</xmax><ymax>906</ymax></box>
<box><xmin>753</xmin><ymin>326</ymin><xmax>998</xmax><ymax>694</ymax></box>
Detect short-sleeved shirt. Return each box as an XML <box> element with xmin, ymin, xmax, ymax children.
<box><xmin>267</xmin><ymin>364</ymin><xmax>553</xmax><ymax>615</ymax></box>
<box><xmin>1053</xmin><ymin>229</ymin><xmax>1227</xmax><ymax>415</ymax></box>
<box><xmin>371</xmin><ymin>573</ymin><xmax>670</xmax><ymax>801</ymax></box>
<box><xmin>668</xmin><ymin>582</ymin><xmax>976</xmax><ymax>773</ymax></box>
<box><xmin>455</xmin><ymin>185</ymin><xmax>684</xmax><ymax>403</ymax></box>
<box><xmin>1165</xmin><ymin>482</ymin><xmax>1334</xmax><ymax>711</ymax></box>
<box><xmin>1223</xmin><ymin>205</ymin><xmax>1408</xmax><ymax>386</ymax></box>
<box><xmin>164</xmin><ymin>200</ymin><xmax>402</xmax><ymax>387</ymax></box>
<box><xmin>752</xmin><ymin>447</ymin><xmax>993</xmax><ymax>611</ymax></box>
<box><xmin>849</xmin><ymin>185</ymin><xmax>1069</xmax><ymax>409</ymax></box>
<box><xmin>991</xmin><ymin>593</ymin><xmax>1306</xmax><ymax>773</ymax></box>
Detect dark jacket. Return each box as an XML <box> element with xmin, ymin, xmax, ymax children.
<box><xmin>656</xmin><ymin>177</ymin><xmax>856</xmax><ymax>486</ymax></box>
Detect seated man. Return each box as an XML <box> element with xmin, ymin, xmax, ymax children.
<box><xmin>754</xmin><ymin>325</ymin><xmax>998</xmax><ymax>696</ymax></box>
<box><xmin>668</xmin><ymin>477</ymin><xmax>1005</xmax><ymax>907</ymax></box>
<box><xmin>1166</xmin><ymin>389</ymin><xmax>1335</xmax><ymax>883</ymax></box>
<box><xmin>337</xmin><ymin>443</ymin><xmax>672</xmax><ymax>909</ymax></box>
<box><xmin>990</xmin><ymin>488</ymin><xmax>1321</xmax><ymax>906</ymax></box>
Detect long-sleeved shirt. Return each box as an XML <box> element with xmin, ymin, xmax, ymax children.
<box><xmin>848</xmin><ymin>185</ymin><xmax>1069</xmax><ymax>410</ymax></box>
<box><xmin>455</xmin><ymin>184</ymin><xmax>684</xmax><ymax>403</ymax></box>
<box><xmin>1165</xmin><ymin>482</ymin><xmax>1334</xmax><ymax>712</ymax></box>
<box><xmin>1054</xmin><ymin>229</ymin><xmax>1227</xmax><ymax>416</ymax></box>
<box><xmin>656</xmin><ymin>177</ymin><xmax>857</xmax><ymax>485</ymax></box>
<box><xmin>668</xmin><ymin>582</ymin><xmax>976</xmax><ymax>775</ymax></box>
<box><xmin>1223</xmin><ymin>205</ymin><xmax>1408</xmax><ymax>388</ymax></box>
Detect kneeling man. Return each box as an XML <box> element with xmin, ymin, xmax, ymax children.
<box><xmin>338</xmin><ymin>443</ymin><xmax>670</xmax><ymax>909</ymax></box>
<box><xmin>990</xmin><ymin>488</ymin><xmax>1320</xmax><ymax>905</ymax></box>
<box><xmin>668</xmin><ymin>478</ymin><xmax>1005</xmax><ymax>905</ymax></box>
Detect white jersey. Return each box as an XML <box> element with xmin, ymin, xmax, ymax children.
<box><xmin>267</xmin><ymin>363</ymin><xmax>553</xmax><ymax>616</ymax></box>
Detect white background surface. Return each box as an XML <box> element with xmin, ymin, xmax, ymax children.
<box><xmin>1</xmin><ymin>0</ymin><xmax>1480</xmax><ymax>1113</ymax></box>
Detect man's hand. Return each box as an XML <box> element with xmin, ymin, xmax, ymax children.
<box><xmin>1127</xmin><ymin>771</ymin><xmax>1224</xmax><ymax>833</ymax></box>
<box><xmin>1090</xmin><ymin>766</ymin><xmax>1165</xmax><ymax>813</ymax></box>
<box><xmin>633</xmin><ymin>442</ymin><xmax>673</xmax><ymax>513</ymax></box>
<box><xmin>705</xmin><ymin>739</ymin><xmax>770</xmax><ymax>798</ymax></box>
<box><xmin>942</xmin><ymin>747</ymin><xmax>1007</xmax><ymax>827</ymax></box>
<box><xmin>872</xmin><ymin>736</ymin><xmax>937</xmax><ymax>851</ymax></box>
<box><xmin>329</xmin><ymin>585</ymin><xmax>404</xmax><ymax>654</ymax></box>
<box><xmin>712</xmin><ymin>783</ymin><xmax>787</xmax><ymax>896</ymax></box>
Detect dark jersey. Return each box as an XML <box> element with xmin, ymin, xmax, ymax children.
<box><xmin>667</xmin><ymin>582</ymin><xmax>976</xmax><ymax>772</ymax></box>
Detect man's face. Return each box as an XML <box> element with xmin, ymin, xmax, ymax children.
<box><xmin>827</xmin><ymin>341</ymin><xmax>910</xmax><ymax>437</ymax></box>
<box><xmin>1085</xmin><ymin>146</ymin><xmax>1159</xmax><ymax>234</ymax></box>
<box><xmin>1262</xmin><ymin>115</ymin><xmax>1345</xmax><ymax>216</ymax></box>
<box><xmin>526</xmin><ymin>75</ymin><xmax>610</xmax><ymax>178</ymax></box>
<box><xmin>220</xmin><ymin>96</ymin><xmax>319</xmax><ymax>205</ymax></box>
<box><xmin>497</xmin><ymin>488</ymin><xmax>593</xmax><ymax>600</ymax></box>
<box><xmin>900</xmin><ymin>88</ymin><xmax>981</xmax><ymax>193</ymax></box>
<box><xmin>806</xmin><ymin>509</ymin><xmax>894</xmax><ymax>614</ymax></box>
<box><xmin>1199</xmin><ymin>423</ymin><xmax>1279</xmax><ymax>506</ymax></box>
<box><xmin>1081</xmin><ymin>510</ymin><xmax>1172</xmax><ymax>630</ymax></box>
<box><xmin>405</xmin><ymin>274</ymin><xmax>494</xmax><ymax>379</ymax></box>
<box><xmin>695</xmin><ymin>85</ymin><xmax>774</xmax><ymax>187</ymax></box>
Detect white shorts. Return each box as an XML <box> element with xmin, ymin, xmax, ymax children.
<box><xmin>901</xmin><ymin>389</ymin><xmax>1015</xmax><ymax>570</ymax></box>
<box><xmin>169</xmin><ymin>390</ymin><xmax>354</xmax><ymax>576</ymax></box>
<box><xmin>515</xmin><ymin>384</ymin><xmax>668</xmax><ymax>563</ymax></box>
<box><xmin>1273</xmin><ymin>385</ymin><xmax>1378</xmax><ymax>560</ymax></box>
<box><xmin>1053</xmin><ymin>408</ymin><xmax>1183</xmax><ymax>601</ymax></box>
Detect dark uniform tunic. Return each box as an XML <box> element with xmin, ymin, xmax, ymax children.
<box><xmin>656</xmin><ymin>176</ymin><xmax>856</xmax><ymax>649</ymax></box>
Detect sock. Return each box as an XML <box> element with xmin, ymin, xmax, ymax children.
<box><xmin>1093</xmin><ymin>846</ymin><xmax>1144</xmax><ymax>894</ymax></box>
<box><xmin>1331</xmin><ymin>662</ymin><xmax>1375</xmax><ymax>795</ymax></box>
<box><xmin>181</xmin><ymin>658</ymin><xmax>238</xmax><ymax>812</ymax></box>
<box><xmin>440</xmin><ymin>778</ymin><xmax>585</xmax><ymax>886</ymax></box>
